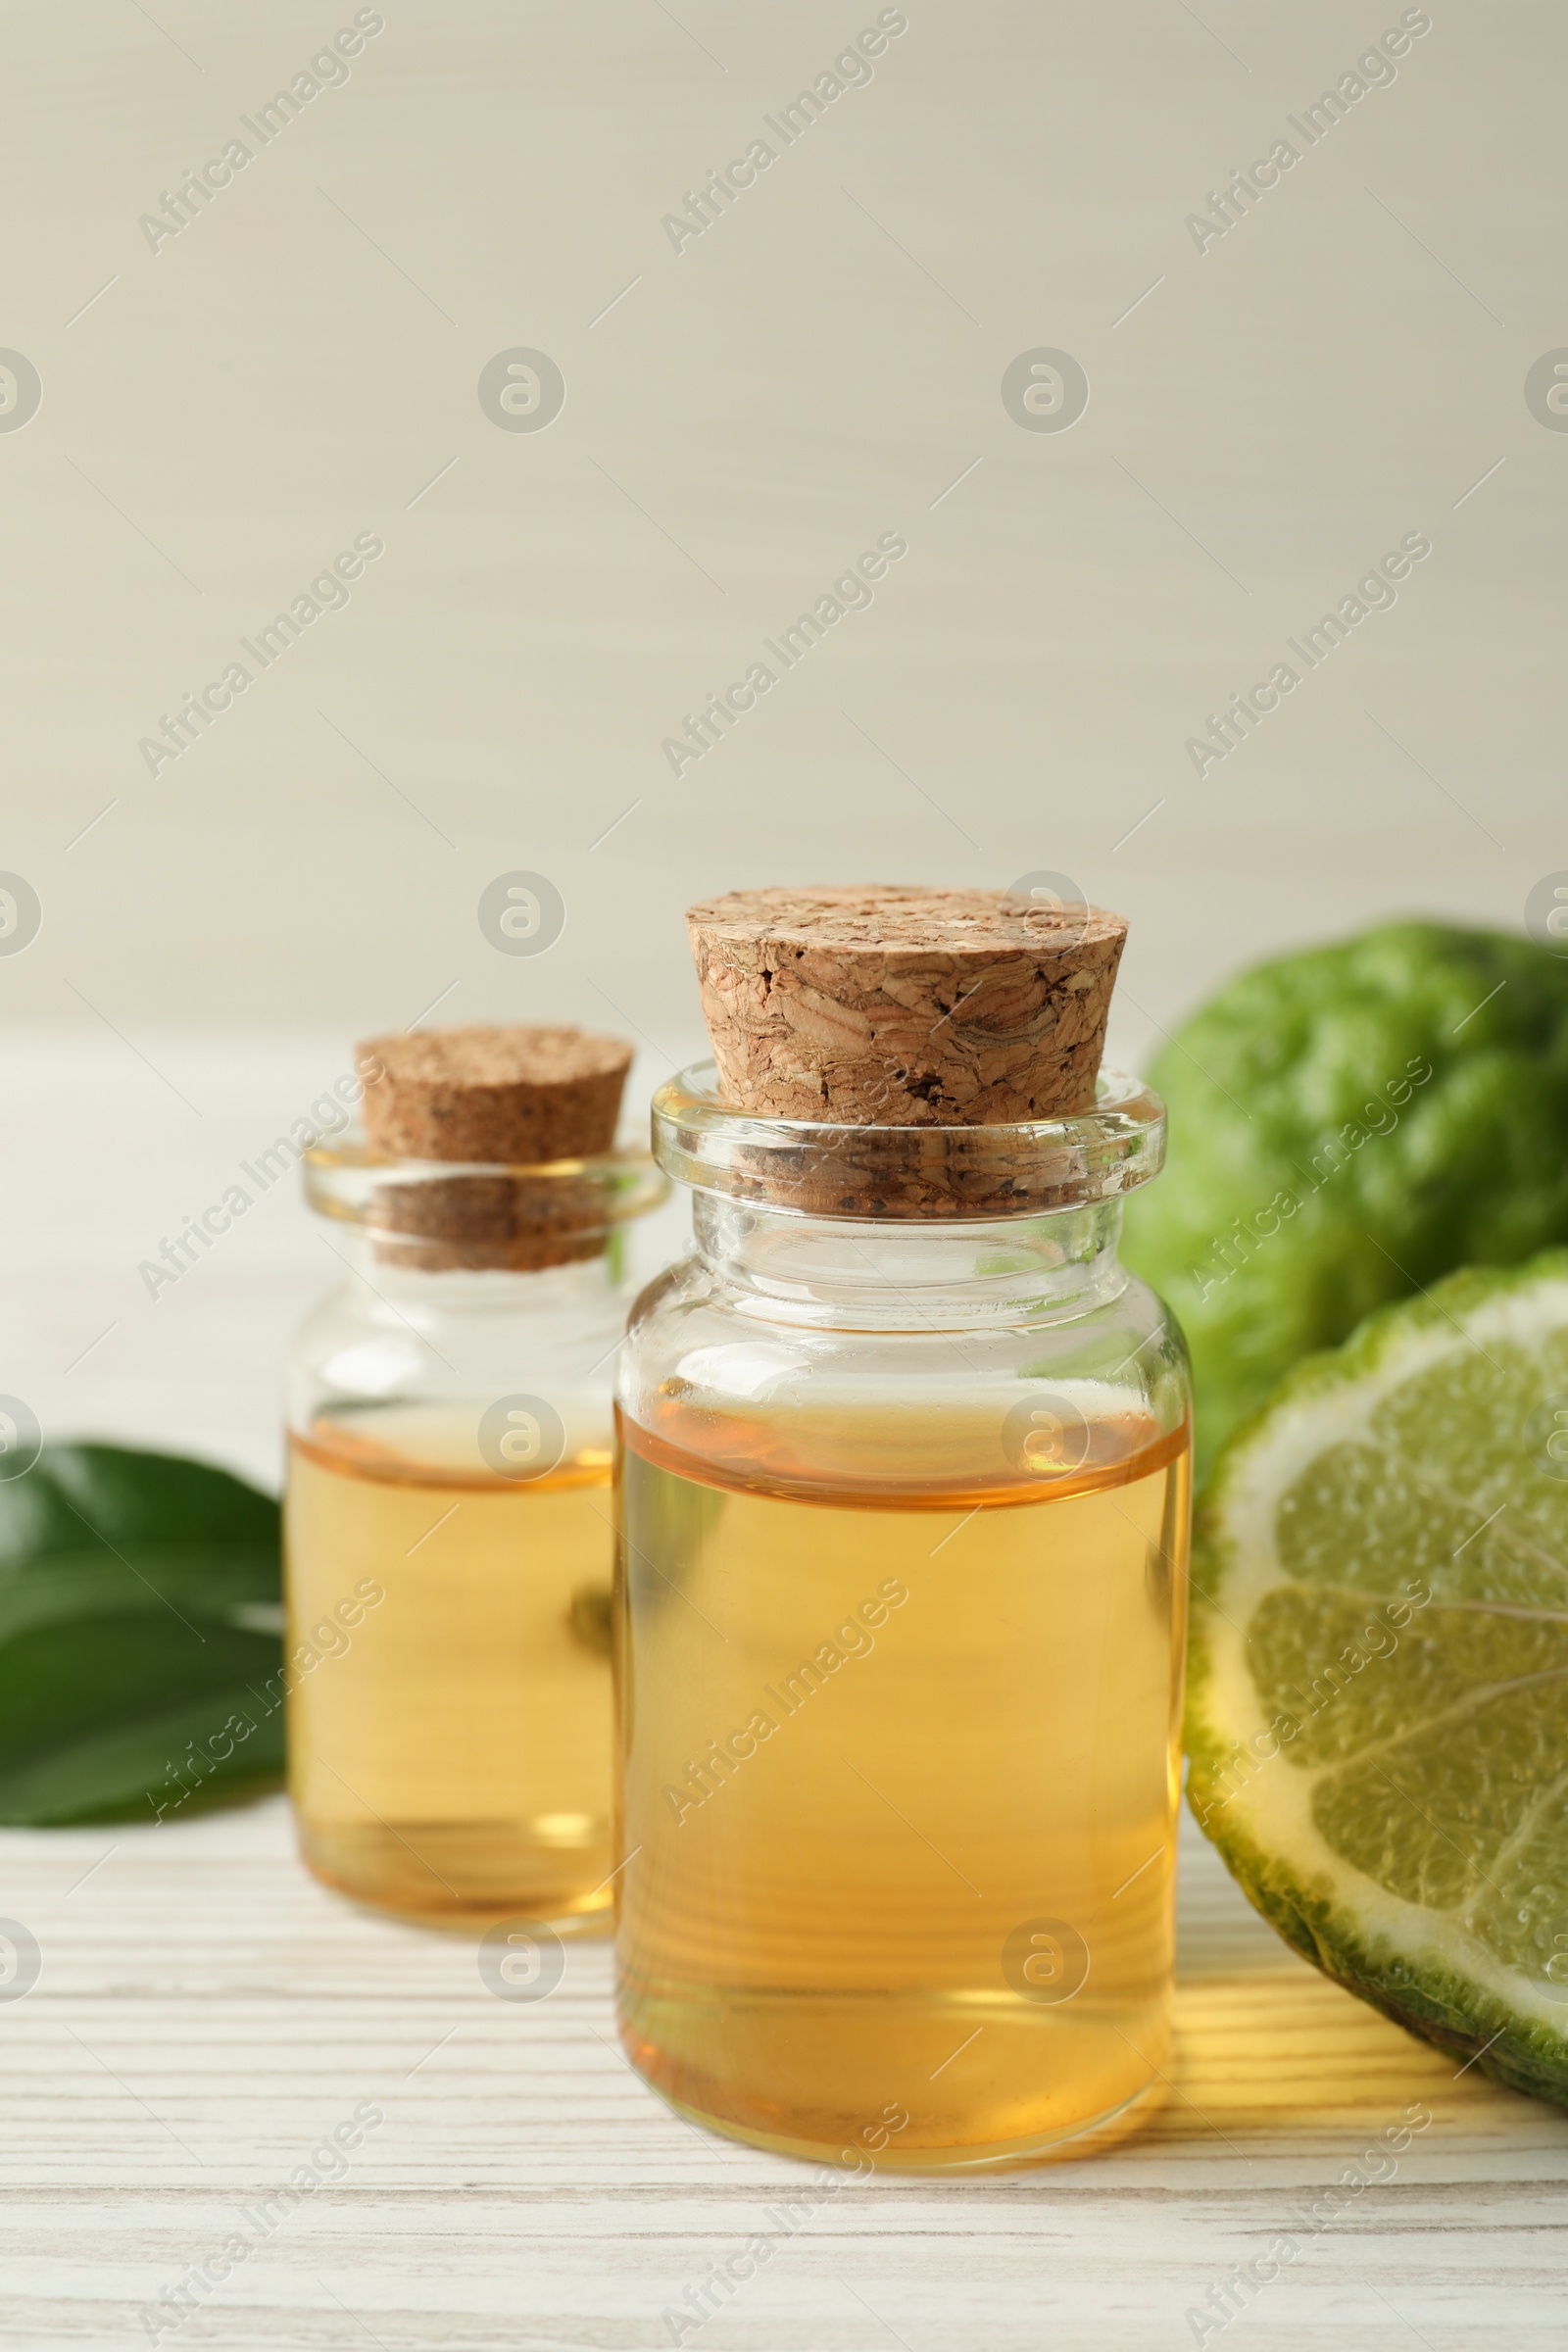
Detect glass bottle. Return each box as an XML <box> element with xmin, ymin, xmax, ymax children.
<box><xmin>285</xmin><ymin>1136</ymin><xmax>665</xmax><ymax>1928</ymax></box>
<box><xmin>613</xmin><ymin>1064</ymin><xmax>1190</xmax><ymax>2169</ymax></box>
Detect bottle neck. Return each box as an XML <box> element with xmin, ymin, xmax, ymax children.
<box><xmin>688</xmin><ymin>1193</ymin><xmax>1127</xmax><ymax>1332</ymax></box>
<box><xmin>323</xmin><ymin>1225</ymin><xmax>626</xmax><ymax>1317</ymax></box>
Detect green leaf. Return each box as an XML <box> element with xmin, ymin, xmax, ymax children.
<box><xmin>0</xmin><ymin>1445</ymin><xmax>286</xmax><ymax>1825</ymax></box>
<box><xmin>0</xmin><ymin>1442</ymin><xmax>277</xmax><ymax>1565</ymax></box>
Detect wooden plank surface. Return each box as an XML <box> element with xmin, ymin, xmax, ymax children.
<box><xmin>2</xmin><ymin>1802</ymin><xmax>1564</xmax><ymax>2350</ymax></box>
<box><xmin>1</xmin><ymin>1036</ymin><xmax>1565</xmax><ymax>2349</ymax></box>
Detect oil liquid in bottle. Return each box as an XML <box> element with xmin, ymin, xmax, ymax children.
<box><xmin>615</xmin><ymin>1394</ymin><xmax>1190</xmax><ymax>2169</ymax></box>
<box><xmin>286</xmin><ymin>1404</ymin><xmax>616</xmax><ymax>1927</ymax></box>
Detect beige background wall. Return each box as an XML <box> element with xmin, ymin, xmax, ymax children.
<box><xmin>2</xmin><ymin>0</ymin><xmax>1559</xmax><ymax>1080</ymax></box>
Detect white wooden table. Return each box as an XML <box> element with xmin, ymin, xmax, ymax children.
<box><xmin>2</xmin><ymin>1037</ymin><xmax>1564</xmax><ymax>2349</ymax></box>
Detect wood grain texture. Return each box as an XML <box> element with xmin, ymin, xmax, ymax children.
<box><xmin>2</xmin><ymin>1773</ymin><xmax>1564</xmax><ymax>2350</ymax></box>
<box><xmin>1</xmin><ymin>1036</ymin><xmax>1564</xmax><ymax>2349</ymax></box>
<box><xmin>686</xmin><ymin>886</ymin><xmax>1126</xmax><ymax>1126</ymax></box>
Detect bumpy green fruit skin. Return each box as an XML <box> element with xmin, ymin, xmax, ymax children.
<box><xmin>1120</xmin><ymin>922</ymin><xmax>1568</xmax><ymax>1480</ymax></box>
<box><xmin>1185</xmin><ymin>1769</ymin><xmax>1568</xmax><ymax>2109</ymax></box>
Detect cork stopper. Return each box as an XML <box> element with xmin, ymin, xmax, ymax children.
<box><xmin>354</xmin><ymin>1024</ymin><xmax>633</xmax><ymax>1271</ymax></box>
<box><xmin>686</xmin><ymin>886</ymin><xmax>1127</xmax><ymax>1127</ymax></box>
<box><xmin>358</xmin><ymin>1025</ymin><xmax>632</xmax><ymax>1161</ymax></box>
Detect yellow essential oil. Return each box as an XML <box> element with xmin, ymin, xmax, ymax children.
<box><xmin>615</xmin><ymin>1392</ymin><xmax>1190</xmax><ymax>2170</ymax></box>
<box><xmin>286</xmin><ymin>1406</ymin><xmax>617</xmax><ymax>1927</ymax></box>
<box><xmin>284</xmin><ymin>1046</ymin><xmax>665</xmax><ymax>1930</ymax></box>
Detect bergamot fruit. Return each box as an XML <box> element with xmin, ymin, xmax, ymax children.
<box><xmin>1120</xmin><ymin>922</ymin><xmax>1568</xmax><ymax>1479</ymax></box>
<box><xmin>1188</xmin><ymin>1250</ymin><xmax>1568</xmax><ymax>2105</ymax></box>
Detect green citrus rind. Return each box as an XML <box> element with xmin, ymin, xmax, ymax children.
<box><xmin>1187</xmin><ymin>1249</ymin><xmax>1568</xmax><ymax>2107</ymax></box>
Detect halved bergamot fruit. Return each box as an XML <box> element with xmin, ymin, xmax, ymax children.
<box><xmin>1188</xmin><ymin>1249</ymin><xmax>1568</xmax><ymax>2105</ymax></box>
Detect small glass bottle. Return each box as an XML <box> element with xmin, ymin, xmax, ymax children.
<box><xmin>286</xmin><ymin>1127</ymin><xmax>664</xmax><ymax>1929</ymax></box>
<box><xmin>614</xmin><ymin>1065</ymin><xmax>1190</xmax><ymax>2169</ymax></box>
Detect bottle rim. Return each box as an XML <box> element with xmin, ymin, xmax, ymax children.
<box><xmin>299</xmin><ymin>1137</ymin><xmax>668</xmax><ymax>1265</ymax></box>
<box><xmin>650</xmin><ymin>1061</ymin><xmax>1165</xmax><ymax>1221</ymax></box>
